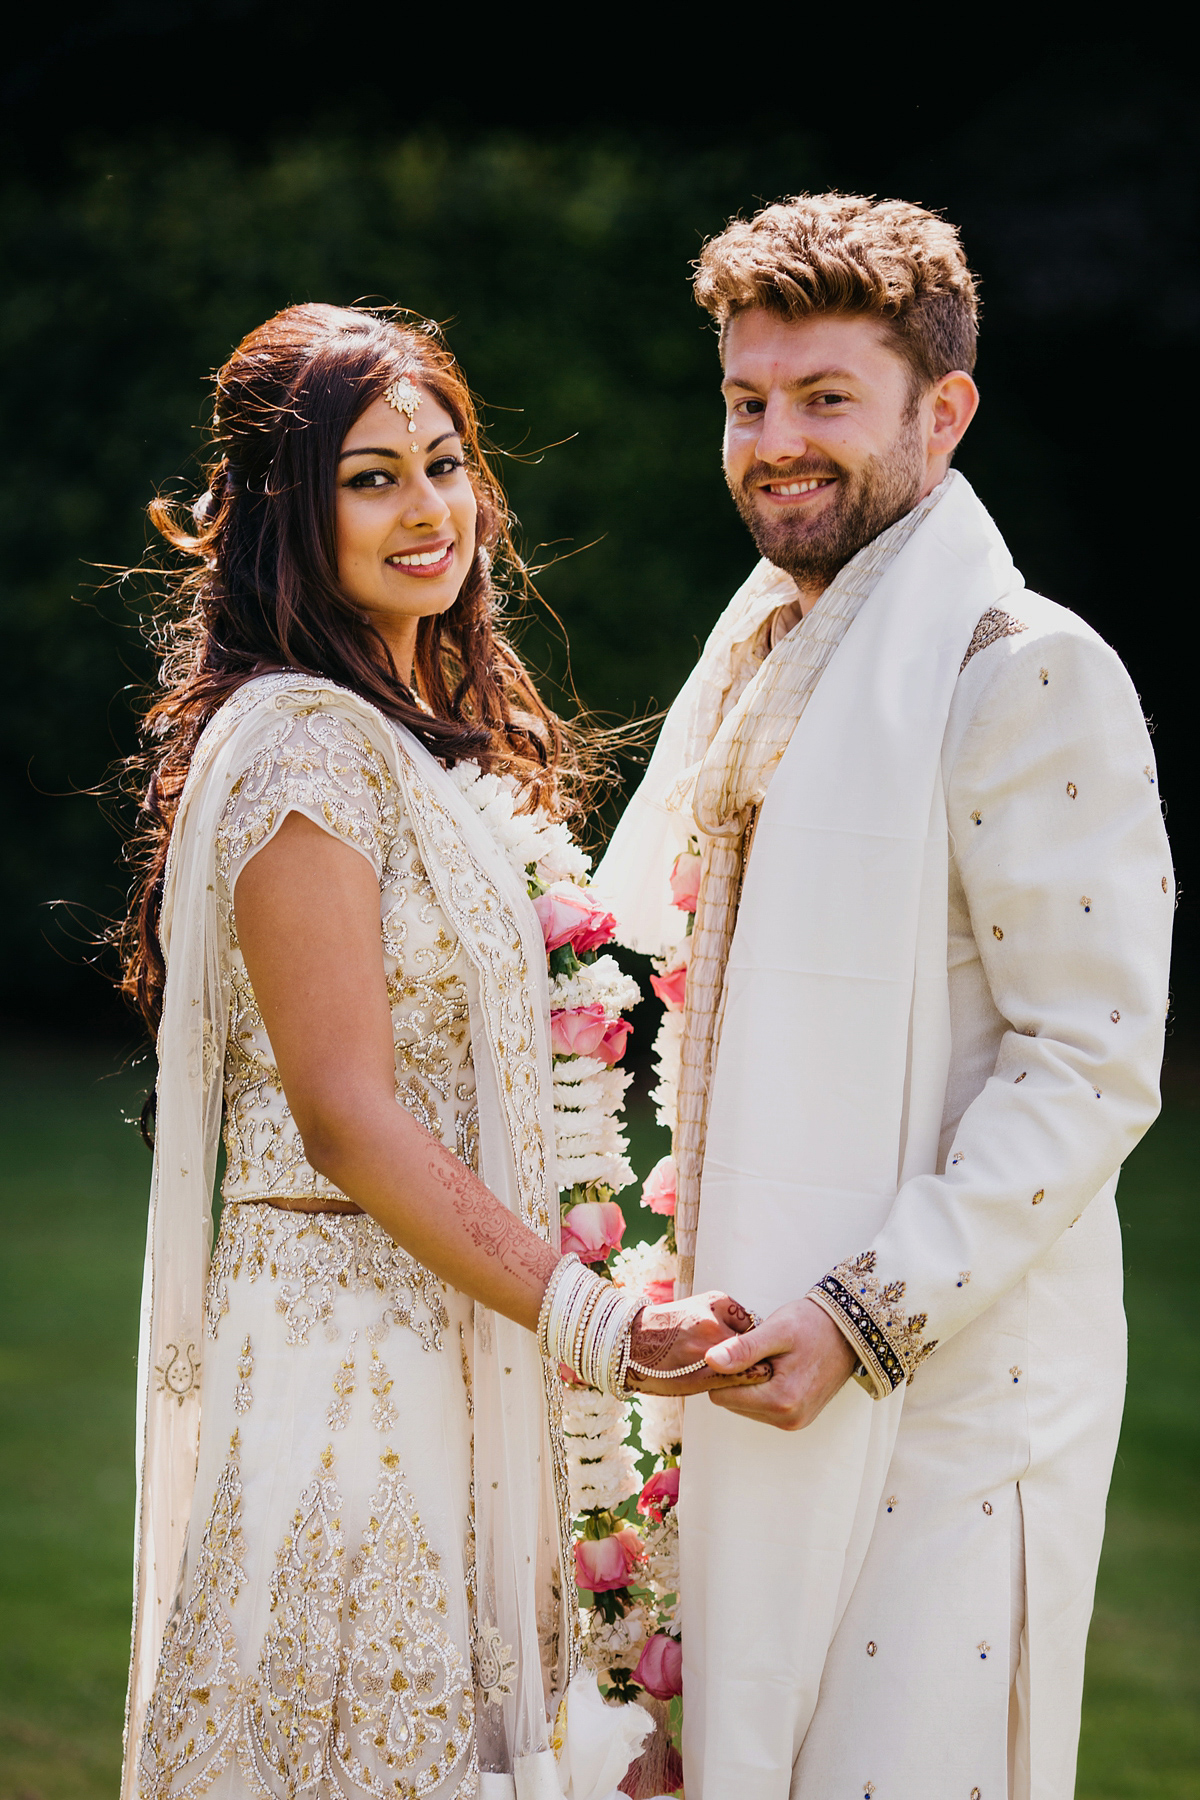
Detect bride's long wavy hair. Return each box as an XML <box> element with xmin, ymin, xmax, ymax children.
<box><xmin>120</xmin><ymin>302</ymin><xmax>580</xmax><ymax>1035</ymax></box>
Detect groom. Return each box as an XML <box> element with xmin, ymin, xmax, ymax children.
<box><xmin>596</xmin><ymin>196</ymin><xmax>1173</xmax><ymax>1798</ymax></box>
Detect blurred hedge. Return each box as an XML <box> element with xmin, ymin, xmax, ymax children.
<box><xmin>0</xmin><ymin>101</ymin><xmax>1195</xmax><ymax>1031</ymax></box>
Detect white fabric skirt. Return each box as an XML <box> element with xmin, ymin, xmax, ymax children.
<box><xmin>136</xmin><ymin>1202</ymin><xmax>480</xmax><ymax>1800</ymax></box>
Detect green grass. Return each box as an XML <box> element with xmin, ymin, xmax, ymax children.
<box><xmin>0</xmin><ymin>1042</ymin><xmax>1195</xmax><ymax>1798</ymax></box>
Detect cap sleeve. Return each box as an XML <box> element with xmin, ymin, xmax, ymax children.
<box><xmin>215</xmin><ymin>701</ymin><xmax>399</xmax><ymax>894</ymax></box>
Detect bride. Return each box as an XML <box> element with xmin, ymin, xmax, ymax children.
<box><xmin>118</xmin><ymin>303</ymin><xmax>762</xmax><ymax>1800</ymax></box>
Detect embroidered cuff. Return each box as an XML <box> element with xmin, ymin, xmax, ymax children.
<box><xmin>808</xmin><ymin>1251</ymin><xmax>939</xmax><ymax>1398</ymax></box>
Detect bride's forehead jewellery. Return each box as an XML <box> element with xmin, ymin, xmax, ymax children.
<box><xmin>384</xmin><ymin>376</ymin><xmax>423</xmax><ymax>447</ymax></box>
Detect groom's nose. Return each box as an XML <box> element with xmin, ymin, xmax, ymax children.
<box><xmin>753</xmin><ymin>392</ymin><xmax>812</xmax><ymax>465</ymax></box>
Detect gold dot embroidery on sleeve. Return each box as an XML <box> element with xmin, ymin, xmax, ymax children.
<box><xmin>982</xmin><ymin>1500</ymin><xmax>993</xmax><ymax>1515</ymax></box>
<box><xmin>1163</xmin><ymin>877</ymin><xmax>1170</xmax><ymax>893</ymax></box>
<box><xmin>1144</xmin><ymin>765</ymin><xmax>1156</xmax><ymax>784</ymax></box>
<box><xmin>971</xmin><ymin>810</ymin><xmax>982</xmax><ymax>825</ymax></box>
<box><xmin>866</xmin><ymin>1641</ymin><xmax>877</xmax><ymax>1657</ymax></box>
<box><xmin>1015</xmin><ymin>1071</ymin><xmax>1027</xmax><ymax>1083</ymax></box>
<box><xmin>1111</xmin><ymin>1010</ymin><xmax>1121</xmax><ymax>1023</ymax></box>
<box><xmin>1080</xmin><ymin>897</ymin><xmax>1092</xmax><ymax>913</ymax></box>
<box><xmin>993</xmin><ymin>925</ymin><xmax>1004</xmax><ymax>940</ymax></box>
<box><xmin>1040</xmin><ymin>669</ymin><xmax>1049</xmax><ymax>686</ymax></box>
<box><xmin>1032</xmin><ymin>1190</ymin><xmax>1044</xmax><ymax>1205</ymax></box>
<box><xmin>1067</xmin><ymin>782</ymin><xmax>1078</xmax><ymax>798</ymax></box>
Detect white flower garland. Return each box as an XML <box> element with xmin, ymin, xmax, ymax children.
<box><xmin>449</xmin><ymin>762</ymin><xmax>637</xmax><ymax>1200</ymax></box>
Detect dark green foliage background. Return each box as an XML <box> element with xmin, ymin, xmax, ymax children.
<box><xmin>0</xmin><ymin>67</ymin><xmax>1196</xmax><ymax>1033</ymax></box>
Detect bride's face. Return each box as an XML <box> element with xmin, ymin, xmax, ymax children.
<box><xmin>335</xmin><ymin>387</ymin><xmax>478</xmax><ymax>662</ymax></box>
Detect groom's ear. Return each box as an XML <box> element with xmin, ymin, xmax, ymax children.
<box><xmin>925</xmin><ymin>370</ymin><xmax>979</xmax><ymax>464</ymax></box>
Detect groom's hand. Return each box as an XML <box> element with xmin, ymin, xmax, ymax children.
<box><xmin>704</xmin><ymin>1297</ymin><xmax>857</xmax><ymax>1430</ymax></box>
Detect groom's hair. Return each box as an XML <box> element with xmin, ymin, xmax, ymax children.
<box><xmin>694</xmin><ymin>193</ymin><xmax>978</xmax><ymax>391</ymax></box>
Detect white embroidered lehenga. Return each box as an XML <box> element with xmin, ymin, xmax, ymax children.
<box><xmin>125</xmin><ymin>677</ymin><xmax>578</xmax><ymax>1800</ymax></box>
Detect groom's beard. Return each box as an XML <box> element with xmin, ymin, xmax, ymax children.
<box><xmin>730</xmin><ymin>411</ymin><xmax>927</xmax><ymax>592</ymax></box>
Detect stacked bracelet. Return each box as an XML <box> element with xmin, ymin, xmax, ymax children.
<box><xmin>537</xmin><ymin>1254</ymin><xmax>645</xmax><ymax>1397</ymax></box>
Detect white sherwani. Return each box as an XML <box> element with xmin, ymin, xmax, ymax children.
<box><xmin>680</xmin><ymin>587</ymin><xmax>1172</xmax><ymax>1799</ymax></box>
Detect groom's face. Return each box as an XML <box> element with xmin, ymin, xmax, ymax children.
<box><xmin>720</xmin><ymin>310</ymin><xmax>930</xmax><ymax>598</ymax></box>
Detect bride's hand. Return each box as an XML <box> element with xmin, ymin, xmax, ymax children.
<box><xmin>624</xmin><ymin>1291</ymin><xmax>771</xmax><ymax>1396</ymax></box>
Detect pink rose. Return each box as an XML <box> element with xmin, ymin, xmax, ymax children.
<box><xmin>637</xmin><ymin>1467</ymin><xmax>680</xmax><ymax>1522</ymax></box>
<box><xmin>574</xmin><ymin>1526</ymin><xmax>643</xmax><ymax>1593</ymax></box>
<box><xmin>560</xmin><ymin>1200</ymin><xmax>626</xmax><ymax>1264</ymax></box>
<box><xmin>641</xmin><ymin>1154</ymin><xmax>676</xmax><ymax>1216</ymax></box>
<box><xmin>533</xmin><ymin>885</ymin><xmax>617</xmax><ymax>956</ymax></box>
<box><xmin>633</xmin><ymin>1633</ymin><xmax>683</xmax><ymax>1700</ymax></box>
<box><xmin>550</xmin><ymin>1003</ymin><xmax>609</xmax><ymax>1059</ymax></box>
<box><xmin>558</xmin><ymin>1362</ymin><xmax>587</xmax><ymax>1388</ymax></box>
<box><xmin>669</xmin><ymin>851</ymin><xmax>702</xmax><ymax>915</ymax></box>
<box><xmin>650</xmin><ymin>960</ymin><xmax>687</xmax><ymax>1012</ymax></box>
<box><xmin>643</xmin><ymin>1279</ymin><xmax>676</xmax><ymax>1305</ymax></box>
<box><xmin>595</xmin><ymin>1017</ymin><xmax>632</xmax><ymax>1066</ymax></box>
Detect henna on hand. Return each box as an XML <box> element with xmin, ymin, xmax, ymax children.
<box><xmin>427</xmin><ymin>1150</ymin><xmax>555</xmax><ymax>1284</ymax></box>
<box><xmin>630</xmin><ymin>1310</ymin><xmax>686</xmax><ymax>1369</ymax></box>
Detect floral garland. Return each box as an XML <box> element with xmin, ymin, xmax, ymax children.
<box><xmin>450</xmin><ymin>762</ymin><xmax>699</xmax><ymax>1792</ymax></box>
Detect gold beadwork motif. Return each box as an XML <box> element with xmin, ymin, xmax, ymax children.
<box><xmin>956</xmin><ymin>1271</ymin><xmax>971</xmax><ymax>1288</ymax></box>
<box><xmin>368</xmin><ymin>1346</ymin><xmax>399</xmax><ymax>1434</ymax></box>
<box><xmin>982</xmin><ymin>1500</ymin><xmax>993</xmax><ymax>1515</ymax></box>
<box><xmin>978</xmin><ymin>1641</ymin><xmax>991</xmax><ymax>1659</ymax></box>
<box><xmin>1066</xmin><ymin>782</ymin><xmax>1078</xmax><ymax>799</ymax></box>
<box><xmin>472</xmin><ymin>1620</ymin><xmax>517</xmax><ymax>1708</ymax></box>
<box><xmin>329</xmin><ymin>1337</ymin><xmax>358</xmax><ymax>1431</ymax></box>
<box><xmin>1032</xmin><ymin>1190</ymin><xmax>1044</xmax><ymax>1205</ymax></box>
<box><xmin>1040</xmin><ymin>668</ymin><xmax>1049</xmax><ymax>685</ymax></box>
<box><xmin>208</xmin><ymin>1203</ymin><xmax>448</xmax><ymax>1354</ymax></box>
<box><xmin>1010</xmin><ymin>1367</ymin><xmax>1022</xmax><ymax>1383</ymax></box>
<box><xmin>970</xmin><ymin>810</ymin><xmax>981</xmax><ymax>825</ymax></box>
<box><xmin>866</xmin><ymin>1641</ymin><xmax>877</xmax><ymax>1657</ymax></box>
<box><xmin>958</xmin><ymin>607</ymin><xmax>1028</xmax><ymax>673</ymax></box>
<box><xmin>154</xmin><ymin>1341</ymin><xmax>200</xmax><ymax>1406</ymax></box>
<box><xmin>233</xmin><ymin>1335</ymin><xmax>255</xmax><ymax>1416</ymax></box>
<box><xmin>811</xmin><ymin>1251</ymin><xmax>938</xmax><ymax>1393</ymax></box>
<box><xmin>1081</xmin><ymin>896</ymin><xmax>1092</xmax><ymax>913</ymax></box>
<box><xmin>992</xmin><ymin>925</ymin><xmax>1004</xmax><ymax>940</ymax></box>
<box><xmin>1111</xmin><ymin>1010</ymin><xmax>1121</xmax><ymax>1023</ymax></box>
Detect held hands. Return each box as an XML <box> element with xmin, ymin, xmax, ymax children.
<box><xmin>704</xmin><ymin>1296</ymin><xmax>857</xmax><ymax>1429</ymax></box>
<box><xmin>624</xmin><ymin>1291</ymin><xmax>771</xmax><ymax>1397</ymax></box>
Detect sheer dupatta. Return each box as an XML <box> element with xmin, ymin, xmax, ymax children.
<box><xmin>122</xmin><ymin>674</ymin><xmax>577</xmax><ymax>1799</ymax></box>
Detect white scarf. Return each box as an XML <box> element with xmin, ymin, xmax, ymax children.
<box><xmin>122</xmin><ymin>675</ymin><xmax>576</xmax><ymax>1797</ymax></box>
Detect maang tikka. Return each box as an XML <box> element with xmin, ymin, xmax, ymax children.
<box><xmin>384</xmin><ymin>376</ymin><xmax>422</xmax><ymax>446</ymax></box>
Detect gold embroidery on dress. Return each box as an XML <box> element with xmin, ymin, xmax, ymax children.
<box><xmin>214</xmin><ymin>705</ymin><xmax>479</xmax><ymax>1215</ymax></box>
<box><xmin>155</xmin><ymin>1341</ymin><xmax>200</xmax><ymax>1405</ymax></box>
<box><xmin>137</xmin><ymin>1432</ymin><xmax>246</xmax><ymax>1798</ymax></box>
<box><xmin>243</xmin><ymin>1445</ymin><xmax>346</xmax><ymax>1794</ymax></box>
<box><xmin>331</xmin><ymin>1449</ymin><xmax>475</xmax><ymax>1796</ymax></box>
<box><xmin>368</xmin><ymin>1346</ymin><xmax>398</xmax><ymax>1434</ymax></box>
<box><xmin>234</xmin><ymin>1335</ymin><xmax>255</xmax><ymax>1416</ymax></box>
<box><xmin>208</xmin><ymin>1205</ymin><xmax>448</xmax><ymax>1355</ymax></box>
<box><xmin>329</xmin><ymin>1337</ymin><xmax>358</xmax><ymax>1431</ymax></box>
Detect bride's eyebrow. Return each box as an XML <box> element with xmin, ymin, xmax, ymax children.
<box><xmin>338</xmin><ymin>430</ymin><xmax>460</xmax><ymax>462</ymax></box>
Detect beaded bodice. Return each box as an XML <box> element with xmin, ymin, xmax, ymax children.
<box><xmin>214</xmin><ymin>704</ymin><xmax>479</xmax><ymax>1205</ymax></box>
